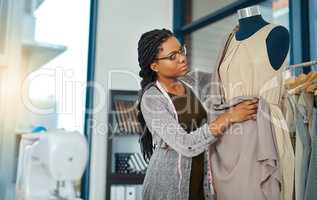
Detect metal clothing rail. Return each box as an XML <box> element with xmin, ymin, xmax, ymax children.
<box><xmin>287</xmin><ymin>60</ymin><xmax>317</xmax><ymax>69</ymax></box>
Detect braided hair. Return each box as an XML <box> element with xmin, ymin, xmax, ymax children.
<box><xmin>137</xmin><ymin>28</ymin><xmax>174</xmax><ymax>163</ymax></box>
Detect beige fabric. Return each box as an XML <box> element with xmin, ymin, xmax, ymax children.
<box><xmin>218</xmin><ymin>24</ymin><xmax>295</xmax><ymax>200</ymax></box>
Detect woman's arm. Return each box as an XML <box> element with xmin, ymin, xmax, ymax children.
<box><xmin>141</xmin><ymin>89</ymin><xmax>258</xmax><ymax>158</ymax></box>
<box><xmin>141</xmin><ymin>92</ymin><xmax>218</xmax><ymax>158</ymax></box>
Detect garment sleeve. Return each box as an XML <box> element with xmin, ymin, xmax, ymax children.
<box><xmin>140</xmin><ymin>93</ymin><xmax>218</xmax><ymax>158</ymax></box>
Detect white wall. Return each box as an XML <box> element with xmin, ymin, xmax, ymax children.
<box><xmin>90</xmin><ymin>0</ymin><xmax>173</xmax><ymax>199</ymax></box>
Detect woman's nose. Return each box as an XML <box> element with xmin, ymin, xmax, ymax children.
<box><xmin>178</xmin><ymin>54</ymin><xmax>187</xmax><ymax>63</ymax></box>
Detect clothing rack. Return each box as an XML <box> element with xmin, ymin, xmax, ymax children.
<box><xmin>287</xmin><ymin>60</ymin><xmax>317</xmax><ymax>69</ymax></box>
<box><xmin>284</xmin><ymin>60</ymin><xmax>317</xmax><ymax>96</ymax></box>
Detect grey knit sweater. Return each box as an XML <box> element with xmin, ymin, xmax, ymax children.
<box><xmin>141</xmin><ymin>70</ymin><xmax>217</xmax><ymax>200</ymax></box>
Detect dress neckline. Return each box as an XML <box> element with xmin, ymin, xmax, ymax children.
<box><xmin>234</xmin><ymin>23</ymin><xmax>270</xmax><ymax>42</ymax></box>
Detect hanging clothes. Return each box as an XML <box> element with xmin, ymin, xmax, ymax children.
<box><xmin>209</xmin><ymin>23</ymin><xmax>294</xmax><ymax>200</ymax></box>
<box><xmin>304</xmin><ymin>98</ymin><xmax>317</xmax><ymax>199</ymax></box>
<box><xmin>293</xmin><ymin>93</ymin><xmax>313</xmax><ymax>200</ymax></box>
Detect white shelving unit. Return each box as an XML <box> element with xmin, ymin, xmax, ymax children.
<box><xmin>22</xmin><ymin>41</ymin><xmax>66</xmax><ymax>73</ymax></box>
<box><xmin>0</xmin><ymin>0</ymin><xmax>66</xmax><ymax>198</ymax></box>
<box><xmin>21</xmin><ymin>0</ymin><xmax>66</xmax><ymax>73</ymax></box>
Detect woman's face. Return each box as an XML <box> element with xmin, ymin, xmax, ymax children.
<box><xmin>150</xmin><ymin>36</ymin><xmax>189</xmax><ymax>78</ymax></box>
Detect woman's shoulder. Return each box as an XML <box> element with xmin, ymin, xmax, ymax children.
<box><xmin>142</xmin><ymin>84</ymin><xmax>161</xmax><ymax>96</ymax></box>
<box><xmin>141</xmin><ymin>85</ymin><xmax>166</xmax><ymax>106</ymax></box>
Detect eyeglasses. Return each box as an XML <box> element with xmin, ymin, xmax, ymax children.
<box><xmin>154</xmin><ymin>45</ymin><xmax>187</xmax><ymax>61</ymax></box>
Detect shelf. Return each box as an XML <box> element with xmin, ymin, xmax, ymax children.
<box><xmin>35</xmin><ymin>0</ymin><xmax>45</xmax><ymax>10</ymax></box>
<box><xmin>109</xmin><ymin>173</ymin><xmax>145</xmax><ymax>185</ymax></box>
<box><xmin>111</xmin><ymin>98</ymin><xmax>142</xmax><ymax>134</ymax></box>
<box><xmin>106</xmin><ymin>89</ymin><xmax>143</xmax><ymax>200</ymax></box>
<box><xmin>22</xmin><ymin>40</ymin><xmax>66</xmax><ymax>73</ymax></box>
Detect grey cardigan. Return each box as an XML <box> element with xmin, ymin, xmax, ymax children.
<box><xmin>140</xmin><ymin>70</ymin><xmax>217</xmax><ymax>200</ymax></box>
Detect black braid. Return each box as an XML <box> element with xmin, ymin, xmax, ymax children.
<box><xmin>137</xmin><ymin>28</ymin><xmax>174</xmax><ymax>163</ymax></box>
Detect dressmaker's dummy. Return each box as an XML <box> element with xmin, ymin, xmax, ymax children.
<box><xmin>235</xmin><ymin>6</ymin><xmax>294</xmax><ymax>200</ymax></box>
<box><xmin>209</xmin><ymin>5</ymin><xmax>295</xmax><ymax>200</ymax></box>
<box><xmin>236</xmin><ymin>5</ymin><xmax>289</xmax><ymax>70</ymax></box>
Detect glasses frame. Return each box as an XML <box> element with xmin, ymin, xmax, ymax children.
<box><xmin>154</xmin><ymin>45</ymin><xmax>187</xmax><ymax>61</ymax></box>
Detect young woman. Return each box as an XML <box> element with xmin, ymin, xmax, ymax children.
<box><xmin>136</xmin><ymin>28</ymin><xmax>258</xmax><ymax>200</ymax></box>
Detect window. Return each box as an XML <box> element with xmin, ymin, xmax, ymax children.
<box><xmin>260</xmin><ymin>0</ymin><xmax>290</xmax><ymax>63</ymax></box>
<box><xmin>28</xmin><ymin>0</ymin><xmax>91</xmax><ymax>132</ymax></box>
<box><xmin>185</xmin><ymin>15</ymin><xmax>237</xmax><ymax>72</ymax></box>
<box><xmin>309</xmin><ymin>0</ymin><xmax>317</xmax><ymax>70</ymax></box>
<box><xmin>185</xmin><ymin>0</ymin><xmax>239</xmax><ymax>23</ymax></box>
<box><xmin>179</xmin><ymin>0</ymin><xmax>290</xmax><ymax>72</ymax></box>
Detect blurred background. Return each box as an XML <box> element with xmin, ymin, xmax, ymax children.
<box><xmin>0</xmin><ymin>0</ymin><xmax>316</xmax><ymax>200</ymax></box>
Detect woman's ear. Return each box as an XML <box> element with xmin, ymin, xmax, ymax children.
<box><xmin>150</xmin><ymin>63</ymin><xmax>159</xmax><ymax>72</ymax></box>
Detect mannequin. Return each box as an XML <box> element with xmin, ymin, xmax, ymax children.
<box><xmin>208</xmin><ymin>5</ymin><xmax>295</xmax><ymax>200</ymax></box>
<box><xmin>236</xmin><ymin>5</ymin><xmax>289</xmax><ymax>70</ymax></box>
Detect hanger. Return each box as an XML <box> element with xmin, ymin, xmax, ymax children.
<box><xmin>303</xmin><ymin>72</ymin><xmax>317</xmax><ymax>90</ymax></box>
<box><xmin>287</xmin><ymin>72</ymin><xmax>317</xmax><ymax>95</ymax></box>
<box><xmin>306</xmin><ymin>83</ymin><xmax>317</xmax><ymax>93</ymax></box>
<box><xmin>285</xmin><ymin>73</ymin><xmax>309</xmax><ymax>90</ymax></box>
<box><xmin>284</xmin><ymin>60</ymin><xmax>317</xmax><ymax>95</ymax></box>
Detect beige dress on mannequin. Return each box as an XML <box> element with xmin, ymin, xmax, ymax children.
<box><xmin>218</xmin><ymin>24</ymin><xmax>294</xmax><ymax>200</ymax></box>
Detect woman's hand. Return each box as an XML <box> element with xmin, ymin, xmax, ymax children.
<box><xmin>209</xmin><ymin>98</ymin><xmax>259</xmax><ymax>136</ymax></box>
<box><xmin>227</xmin><ymin>98</ymin><xmax>258</xmax><ymax>123</ymax></box>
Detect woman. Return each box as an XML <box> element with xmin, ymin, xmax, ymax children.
<box><xmin>136</xmin><ymin>28</ymin><xmax>258</xmax><ymax>200</ymax></box>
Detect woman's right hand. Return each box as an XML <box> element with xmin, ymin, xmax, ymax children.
<box><xmin>227</xmin><ymin>98</ymin><xmax>258</xmax><ymax>123</ymax></box>
<box><xmin>209</xmin><ymin>98</ymin><xmax>258</xmax><ymax>136</ymax></box>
